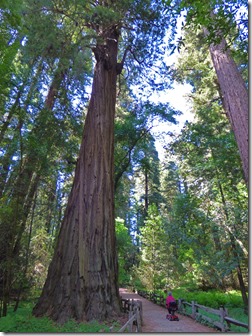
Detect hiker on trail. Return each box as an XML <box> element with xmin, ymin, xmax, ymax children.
<box><xmin>166</xmin><ymin>292</ymin><xmax>176</xmax><ymax>314</ymax></box>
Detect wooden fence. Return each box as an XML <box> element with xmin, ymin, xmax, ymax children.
<box><xmin>178</xmin><ymin>299</ymin><xmax>228</xmax><ymax>331</ymax></box>
<box><xmin>178</xmin><ymin>299</ymin><xmax>249</xmax><ymax>332</ymax></box>
<box><xmin>138</xmin><ymin>290</ymin><xmax>248</xmax><ymax>332</ymax></box>
<box><xmin>117</xmin><ymin>298</ymin><xmax>143</xmax><ymax>333</ymax></box>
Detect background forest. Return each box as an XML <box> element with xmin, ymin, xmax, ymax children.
<box><xmin>0</xmin><ymin>0</ymin><xmax>248</xmax><ymax>331</ymax></box>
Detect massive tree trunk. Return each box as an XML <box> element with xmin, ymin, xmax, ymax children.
<box><xmin>207</xmin><ymin>35</ymin><xmax>248</xmax><ymax>184</ymax></box>
<box><xmin>33</xmin><ymin>26</ymin><xmax>121</xmax><ymax>323</ymax></box>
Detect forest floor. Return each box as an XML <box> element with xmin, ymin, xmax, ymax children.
<box><xmin>119</xmin><ymin>288</ymin><xmax>220</xmax><ymax>333</ymax></box>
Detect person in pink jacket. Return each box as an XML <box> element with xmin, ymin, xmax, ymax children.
<box><xmin>166</xmin><ymin>292</ymin><xmax>176</xmax><ymax>314</ymax></box>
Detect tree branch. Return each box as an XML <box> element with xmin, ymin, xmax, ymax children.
<box><xmin>116</xmin><ymin>47</ymin><xmax>130</xmax><ymax>74</ymax></box>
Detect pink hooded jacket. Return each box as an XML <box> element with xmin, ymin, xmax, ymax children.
<box><xmin>166</xmin><ymin>293</ymin><xmax>176</xmax><ymax>307</ymax></box>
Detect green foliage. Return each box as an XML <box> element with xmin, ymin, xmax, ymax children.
<box><xmin>179</xmin><ymin>0</ymin><xmax>248</xmax><ymax>47</ymax></box>
<box><xmin>167</xmin><ymin>288</ymin><xmax>244</xmax><ymax>309</ymax></box>
<box><xmin>135</xmin><ymin>204</ymin><xmax>169</xmax><ymax>291</ymax></box>
<box><xmin>28</xmin><ymin>227</ymin><xmax>54</xmax><ymax>292</ymax></box>
<box><xmin>0</xmin><ymin>302</ymin><xmax>112</xmax><ymax>332</ymax></box>
<box><xmin>225</xmin><ymin>307</ymin><xmax>248</xmax><ymax>332</ymax></box>
<box><xmin>115</xmin><ymin>217</ymin><xmax>136</xmax><ymax>286</ymax></box>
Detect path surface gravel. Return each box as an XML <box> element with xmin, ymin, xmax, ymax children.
<box><xmin>119</xmin><ymin>288</ymin><xmax>220</xmax><ymax>333</ymax></box>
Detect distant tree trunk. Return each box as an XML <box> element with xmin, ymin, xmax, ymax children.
<box><xmin>144</xmin><ymin>168</ymin><xmax>149</xmax><ymax>215</ymax></box>
<box><xmin>206</xmin><ymin>33</ymin><xmax>248</xmax><ymax>184</ymax></box>
<box><xmin>33</xmin><ymin>26</ymin><xmax>122</xmax><ymax>323</ymax></box>
<box><xmin>14</xmin><ymin>190</ymin><xmax>36</xmax><ymax>312</ymax></box>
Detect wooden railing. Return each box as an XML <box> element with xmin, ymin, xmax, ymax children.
<box><xmin>138</xmin><ymin>290</ymin><xmax>248</xmax><ymax>332</ymax></box>
<box><xmin>178</xmin><ymin>299</ymin><xmax>227</xmax><ymax>331</ymax></box>
<box><xmin>178</xmin><ymin>299</ymin><xmax>248</xmax><ymax>332</ymax></box>
<box><xmin>224</xmin><ymin>316</ymin><xmax>249</xmax><ymax>330</ymax></box>
<box><xmin>118</xmin><ymin>298</ymin><xmax>143</xmax><ymax>332</ymax></box>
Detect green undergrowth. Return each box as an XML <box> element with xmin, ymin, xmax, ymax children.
<box><xmin>0</xmin><ymin>301</ymin><xmax>120</xmax><ymax>333</ymax></box>
<box><xmin>170</xmin><ymin>287</ymin><xmax>244</xmax><ymax>308</ymax></box>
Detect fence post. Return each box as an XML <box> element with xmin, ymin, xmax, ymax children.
<box><xmin>219</xmin><ymin>306</ymin><xmax>227</xmax><ymax>332</ymax></box>
<box><xmin>223</xmin><ymin>307</ymin><xmax>231</xmax><ymax>330</ymax></box>
<box><xmin>191</xmin><ymin>301</ymin><xmax>196</xmax><ymax>319</ymax></box>
<box><xmin>136</xmin><ymin>306</ymin><xmax>142</xmax><ymax>332</ymax></box>
<box><xmin>128</xmin><ymin>311</ymin><xmax>133</xmax><ymax>332</ymax></box>
<box><xmin>131</xmin><ymin>299</ymin><xmax>134</xmax><ymax>311</ymax></box>
<box><xmin>178</xmin><ymin>299</ymin><xmax>182</xmax><ymax>312</ymax></box>
<box><xmin>138</xmin><ymin>300</ymin><xmax>143</xmax><ymax>324</ymax></box>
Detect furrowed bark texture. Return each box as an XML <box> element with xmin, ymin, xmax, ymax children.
<box><xmin>208</xmin><ymin>38</ymin><xmax>248</xmax><ymax>184</ymax></box>
<box><xmin>33</xmin><ymin>27</ymin><xmax>121</xmax><ymax>323</ymax></box>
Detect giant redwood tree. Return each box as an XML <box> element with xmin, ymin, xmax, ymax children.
<box><xmin>33</xmin><ymin>26</ymin><xmax>121</xmax><ymax>321</ymax></box>
<box><xmin>32</xmin><ymin>0</ymin><xmax>171</xmax><ymax>323</ymax></box>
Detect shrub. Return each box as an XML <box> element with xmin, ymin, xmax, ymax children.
<box><xmin>0</xmin><ymin>302</ymin><xmax>112</xmax><ymax>333</ymax></box>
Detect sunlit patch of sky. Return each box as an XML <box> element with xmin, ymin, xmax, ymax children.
<box><xmin>149</xmin><ymin>80</ymin><xmax>194</xmax><ymax>161</ymax></box>
<box><xmin>147</xmin><ymin>16</ymin><xmax>194</xmax><ymax>161</ymax></box>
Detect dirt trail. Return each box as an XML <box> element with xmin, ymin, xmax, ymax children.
<box><xmin>119</xmin><ymin>288</ymin><xmax>219</xmax><ymax>333</ymax></box>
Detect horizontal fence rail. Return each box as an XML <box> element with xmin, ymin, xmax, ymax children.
<box><xmin>224</xmin><ymin>316</ymin><xmax>249</xmax><ymax>330</ymax></box>
<box><xmin>138</xmin><ymin>290</ymin><xmax>248</xmax><ymax>332</ymax></box>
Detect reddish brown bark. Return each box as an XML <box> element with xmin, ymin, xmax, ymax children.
<box><xmin>208</xmin><ymin>37</ymin><xmax>248</xmax><ymax>184</ymax></box>
<box><xmin>33</xmin><ymin>26</ymin><xmax>121</xmax><ymax>323</ymax></box>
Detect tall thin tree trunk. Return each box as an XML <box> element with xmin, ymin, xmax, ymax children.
<box><xmin>33</xmin><ymin>26</ymin><xmax>121</xmax><ymax>323</ymax></box>
<box><xmin>14</xmin><ymin>190</ymin><xmax>37</xmax><ymax>312</ymax></box>
<box><xmin>144</xmin><ymin>169</ymin><xmax>149</xmax><ymax>215</ymax></box>
<box><xmin>206</xmin><ymin>32</ymin><xmax>248</xmax><ymax>184</ymax></box>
